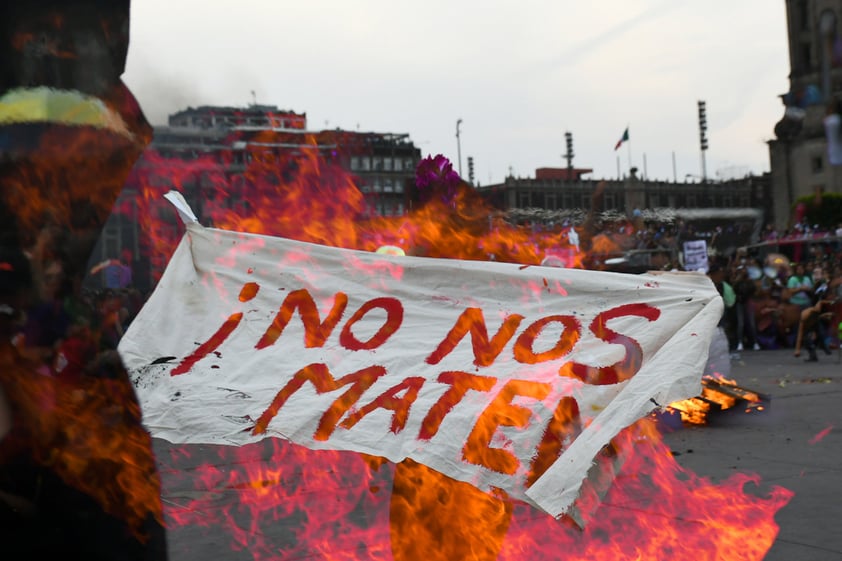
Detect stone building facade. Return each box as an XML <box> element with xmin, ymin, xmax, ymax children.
<box><xmin>477</xmin><ymin>170</ymin><xmax>771</xmax><ymax>229</ymax></box>
<box><xmin>90</xmin><ymin>104</ymin><xmax>421</xmax><ymax>290</ymax></box>
<box><xmin>769</xmin><ymin>0</ymin><xmax>842</xmax><ymax>228</ymax></box>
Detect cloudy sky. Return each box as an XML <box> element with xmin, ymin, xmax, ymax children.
<box><xmin>124</xmin><ymin>0</ymin><xmax>790</xmax><ymax>185</ymax></box>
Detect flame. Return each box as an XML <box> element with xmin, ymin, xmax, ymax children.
<box><xmin>156</xmin><ymin>419</ymin><xmax>791</xmax><ymax>560</ymax></box>
<box><xmin>500</xmin><ymin>420</ymin><xmax>792</xmax><ymax>560</ymax></box>
<box><xmin>159</xmin><ymin>440</ymin><xmax>394</xmax><ymax>559</ymax></box>
<box><xmin>125</xmin><ymin>141</ymin><xmax>584</xmax><ymax>283</ymax></box>
<box><xmin>119</xmin><ymin>145</ymin><xmax>790</xmax><ymax>559</ymax></box>
<box><xmin>1</xmin><ymin>125</ymin><xmax>142</xmax><ymax>248</ymax></box>
<box><xmin>662</xmin><ymin>396</ymin><xmax>713</xmax><ymax>426</ymax></box>
<box><xmin>666</xmin><ymin>375</ymin><xmax>767</xmax><ymax>426</ymax></box>
<box><xmin>0</xmin><ymin>349</ymin><xmax>164</xmax><ymax>535</ymax></box>
<box><xmin>0</xmin><ymin>79</ymin><xmax>160</xmax><ymax>546</ymax></box>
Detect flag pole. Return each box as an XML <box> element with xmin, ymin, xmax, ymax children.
<box><xmin>626</xmin><ymin>124</ymin><xmax>632</xmax><ymax>175</ymax></box>
<box><xmin>672</xmin><ymin>151</ymin><xmax>677</xmax><ymax>182</ymax></box>
<box><xmin>614</xmin><ymin>125</ymin><xmax>630</xmax><ymax>177</ymax></box>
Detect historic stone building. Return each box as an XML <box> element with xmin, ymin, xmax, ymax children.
<box><xmin>478</xmin><ymin>172</ymin><xmax>768</xmax><ymax>217</ymax></box>
<box><xmin>769</xmin><ymin>0</ymin><xmax>842</xmax><ymax>228</ymax></box>
<box><xmin>476</xmin><ymin>169</ymin><xmax>771</xmax><ymax>241</ymax></box>
<box><xmin>90</xmin><ymin>104</ymin><xmax>421</xmax><ymax>290</ymax></box>
<box><xmin>150</xmin><ymin>105</ymin><xmax>421</xmax><ymax>218</ymax></box>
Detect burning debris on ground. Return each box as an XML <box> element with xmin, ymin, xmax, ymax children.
<box><xmin>657</xmin><ymin>375</ymin><xmax>771</xmax><ymax>428</ymax></box>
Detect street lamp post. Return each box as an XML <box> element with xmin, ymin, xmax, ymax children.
<box><xmin>697</xmin><ymin>100</ymin><xmax>708</xmax><ymax>183</ymax></box>
<box><xmin>456</xmin><ymin>119</ymin><xmax>463</xmax><ymax>177</ymax></box>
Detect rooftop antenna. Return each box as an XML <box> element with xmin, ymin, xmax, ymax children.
<box><xmin>698</xmin><ymin>100</ymin><xmax>708</xmax><ymax>182</ymax></box>
<box><xmin>455</xmin><ymin>119</ymin><xmax>463</xmax><ymax>176</ymax></box>
<box><xmin>563</xmin><ymin>131</ymin><xmax>574</xmax><ymax>173</ymax></box>
<box><xmin>250</xmin><ymin>90</ymin><xmax>257</xmax><ymax>107</ymax></box>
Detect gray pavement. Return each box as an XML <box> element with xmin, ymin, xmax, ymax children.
<box><xmin>663</xmin><ymin>348</ymin><xmax>842</xmax><ymax>561</ymax></box>
<box><xmin>153</xmin><ymin>348</ymin><xmax>842</xmax><ymax>560</ymax></box>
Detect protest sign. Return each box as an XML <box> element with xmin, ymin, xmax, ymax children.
<box><xmin>683</xmin><ymin>240</ymin><xmax>709</xmax><ymax>273</ymax></box>
<box><xmin>119</xmin><ymin>205</ymin><xmax>722</xmax><ymax>518</ymax></box>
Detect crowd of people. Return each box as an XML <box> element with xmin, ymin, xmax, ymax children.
<box><xmin>707</xmin><ymin>246</ymin><xmax>842</xmax><ymax>362</ymax></box>
<box><xmin>14</xmin><ymin>216</ymin><xmax>841</xmax><ymax>378</ymax></box>
<box><xmin>569</xmin><ymin>209</ymin><xmax>842</xmax><ymax>363</ymax></box>
<box><xmin>11</xmin><ymin>282</ymin><xmax>146</xmax><ymax>383</ymax></box>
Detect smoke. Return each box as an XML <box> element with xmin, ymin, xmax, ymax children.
<box><xmin>122</xmin><ymin>55</ymin><xmax>211</xmax><ymax>126</ymax></box>
<box><xmin>123</xmin><ymin>54</ymin><xmax>270</xmax><ymax>127</ymax></box>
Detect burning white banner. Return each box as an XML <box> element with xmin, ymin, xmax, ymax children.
<box><xmin>119</xmin><ymin>196</ymin><xmax>723</xmax><ymax>518</ymax></box>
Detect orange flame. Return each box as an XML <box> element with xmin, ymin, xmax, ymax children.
<box><xmin>155</xmin><ymin>420</ymin><xmax>791</xmax><ymax>560</ymax></box>
<box><xmin>0</xmin><ymin>351</ymin><xmax>164</xmax><ymax>534</ymax></box>
<box><xmin>119</xmin><ymin>144</ymin><xmax>790</xmax><ymax>559</ymax></box>
<box><xmin>666</xmin><ymin>375</ymin><xmax>767</xmax><ymax>426</ymax></box>
<box><xmin>0</xmin><ymin>76</ymin><xmax>160</xmax><ymax>545</ymax></box>
<box><xmin>499</xmin><ymin>420</ymin><xmax>791</xmax><ymax>560</ymax></box>
<box><xmin>126</xmin><ymin>140</ymin><xmax>584</xmax><ymax>281</ymax></box>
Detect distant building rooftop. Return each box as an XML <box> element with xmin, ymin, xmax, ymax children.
<box><xmin>168</xmin><ymin>104</ymin><xmax>307</xmax><ymax>130</ymax></box>
<box><xmin>534</xmin><ymin>167</ymin><xmax>593</xmax><ymax>181</ymax></box>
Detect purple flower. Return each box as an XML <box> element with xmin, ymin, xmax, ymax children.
<box><xmin>415</xmin><ymin>154</ymin><xmax>463</xmax><ymax>204</ymax></box>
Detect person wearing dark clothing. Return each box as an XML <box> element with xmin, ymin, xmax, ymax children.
<box><xmin>732</xmin><ymin>265</ymin><xmax>759</xmax><ymax>351</ymax></box>
<box><xmin>798</xmin><ymin>266</ymin><xmax>834</xmax><ymax>362</ymax></box>
<box><xmin>0</xmin><ymin>2</ymin><xmax>168</xmax><ymax>559</ymax></box>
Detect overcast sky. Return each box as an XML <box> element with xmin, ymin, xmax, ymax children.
<box><xmin>124</xmin><ymin>0</ymin><xmax>790</xmax><ymax>185</ymax></box>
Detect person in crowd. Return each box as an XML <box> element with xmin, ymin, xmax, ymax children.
<box><xmin>708</xmin><ymin>262</ymin><xmax>737</xmax><ymax>349</ymax></box>
<box><xmin>828</xmin><ymin>265</ymin><xmax>842</xmax><ymax>353</ymax></box>
<box><xmin>0</xmin><ymin>2</ymin><xmax>169</xmax><ymax>557</ymax></box>
<box><xmin>762</xmin><ymin>223</ymin><xmax>779</xmax><ymax>241</ymax></box>
<box><xmin>787</xmin><ymin>262</ymin><xmax>813</xmax><ymax>310</ymax></box>
<box><xmin>731</xmin><ymin>261</ymin><xmax>760</xmax><ymax>351</ymax></box>
<box><xmin>755</xmin><ymin>260</ymin><xmax>790</xmax><ymax>349</ymax></box>
<box><xmin>794</xmin><ymin>265</ymin><xmax>835</xmax><ymax>361</ymax></box>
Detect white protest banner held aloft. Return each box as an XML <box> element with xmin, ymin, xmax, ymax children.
<box><xmin>119</xmin><ymin>201</ymin><xmax>723</xmax><ymax>518</ymax></box>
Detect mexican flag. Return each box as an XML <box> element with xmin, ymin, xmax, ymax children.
<box><xmin>614</xmin><ymin>127</ymin><xmax>629</xmax><ymax>150</ymax></box>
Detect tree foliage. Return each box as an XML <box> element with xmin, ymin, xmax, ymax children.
<box><xmin>794</xmin><ymin>192</ymin><xmax>842</xmax><ymax>228</ymax></box>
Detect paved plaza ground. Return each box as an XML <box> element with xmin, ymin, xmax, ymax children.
<box><xmin>153</xmin><ymin>348</ymin><xmax>842</xmax><ymax>560</ymax></box>
<box><xmin>663</xmin><ymin>348</ymin><xmax>842</xmax><ymax>561</ymax></box>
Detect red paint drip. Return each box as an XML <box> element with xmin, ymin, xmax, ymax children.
<box><xmin>239</xmin><ymin>282</ymin><xmax>260</xmax><ymax>302</ymax></box>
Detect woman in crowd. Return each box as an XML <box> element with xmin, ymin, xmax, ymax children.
<box><xmin>787</xmin><ymin>262</ymin><xmax>814</xmax><ymax>310</ymax></box>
